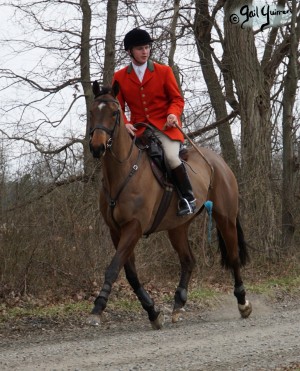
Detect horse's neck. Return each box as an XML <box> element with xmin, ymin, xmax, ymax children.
<box><xmin>102</xmin><ymin>123</ymin><xmax>138</xmax><ymax>185</ymax></box>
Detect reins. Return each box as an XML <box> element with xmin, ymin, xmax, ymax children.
<box><xmin>91</xmin><ymin>95</ymin><xmax>143</xmax><ymax>229</ymax></box>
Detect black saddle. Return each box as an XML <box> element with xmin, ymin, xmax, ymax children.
<box><xmin>134</xmin><ymin>123</ymin><xmax>188</xmax><ymax>178</ymax></box>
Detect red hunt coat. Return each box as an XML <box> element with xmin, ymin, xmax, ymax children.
<box><xmin>112</xmin><ymin>60</ymin><xmax>184</xmax><ymax>142</ymax></box>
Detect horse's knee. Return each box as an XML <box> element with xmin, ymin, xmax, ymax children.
<box><xmin>181</xmin><ymin>252</ymin><xmax>196</xmax><ymax>272</ymax></box>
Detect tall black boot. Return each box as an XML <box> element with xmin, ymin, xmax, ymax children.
<box><xmin>171</xmin><ymin>163</ymin><xmax>196</xmax><ymax>216</ymax></box>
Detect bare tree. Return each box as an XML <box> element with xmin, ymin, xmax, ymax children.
<box><xmin>194</xmin><ymin>0</ymin><xmax>240</xmax><ymax>177</ymax></box>
<box><xmin>223</xmin><ymin>0</ymin><xmax>295</xmax><ymax>253</ymax></box>
<box><xmin>281</xmin><ymin>0</ymin><xmax>300</xmax><ymax>248</ymax></box>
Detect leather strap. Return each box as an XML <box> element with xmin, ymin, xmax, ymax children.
<box><xmin>144</xmin><ymin>162</ymin><xmax>174</xmax><ymax>237</ymax></box>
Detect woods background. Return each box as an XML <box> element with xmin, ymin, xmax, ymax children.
<box><xmin>0</xmin><ymin>0</ymin><xmax>299</xmax><ymax>301</ymax></box>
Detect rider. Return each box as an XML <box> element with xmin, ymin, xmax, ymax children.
<box><xmin>112</xmin><ymin>28</ymin><xmax>196</xmax><ymax>216</ymax></box>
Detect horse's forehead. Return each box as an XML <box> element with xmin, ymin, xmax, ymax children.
<box><xmin>93</xmin><ymin>95</ymin><xmax>115</xmax><ymax>112</ymax></box>
<box><xmin>97</xmin><ymin>102</ymin><xmax>106</xmax><ymax>111</ymax></box>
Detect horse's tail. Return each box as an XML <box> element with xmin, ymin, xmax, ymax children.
<box><xmin>217</xmin><ymin>217</ymin><xmax>250</xmax><ymax>269</ymax></box>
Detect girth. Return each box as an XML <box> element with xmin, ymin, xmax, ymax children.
<box><xmin>143</xmin><ymin>159</ymin><xmax>174</xmax><ymax>237</ymax></box>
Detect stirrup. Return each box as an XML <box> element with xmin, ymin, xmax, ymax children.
<box><xmin>177</xmin><ymin>198</ymin><xmax>196</xmax><ymax>216</ymax></box>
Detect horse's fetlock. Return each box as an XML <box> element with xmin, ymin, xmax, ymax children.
<box><xmin>92</xmin><ymin>296</ymin><xmax>107</xmax><ymax>314</ymax></box>
<box><xmin>234</xmin><ymin>284</ymin><xmax>246</xmax><ymax>305</ymax></box>
<box><xmin>174</xmin><ymin>286</ymin><xmax>187</xmax><ymax>308</ymax></box>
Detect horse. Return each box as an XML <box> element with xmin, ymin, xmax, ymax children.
<box><xmin>88</xmin><ymin>80</ymin><xmax>252</xmax><ymax>329</ymax></box>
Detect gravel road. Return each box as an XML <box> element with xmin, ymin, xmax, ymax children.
<box><xmin>1</xmin><ymin>294</ymin><xmax>299</xmax><ymax>371</ymax></box>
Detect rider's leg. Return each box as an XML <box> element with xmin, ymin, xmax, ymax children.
<box><xmin>155</xmin><ymin>131</ymin><xmax>196</xmax><ymax>216</ymax></box>
<box><xmin>171</xmin><ymin>163</ymin><xmax>196</xmax><ymax>216</ymax></box>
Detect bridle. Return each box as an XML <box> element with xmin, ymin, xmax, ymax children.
<box><xmin>89</xmin><ymin>97</ymin><xmax>120</xmax><ymax>138</ymax></box>
<box><xmin>89</xmin><ymin>94</ymin><xmax>143</xmax><ymax>227</ymax></box>
<box><xmin>89</xmin><ymin>96</ymin><xmax>136</xmax><ymax>164</ymax></box>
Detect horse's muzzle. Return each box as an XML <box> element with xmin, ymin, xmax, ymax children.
<box><xmin>90</xmin><ymin>142</ymin><xmax>106</xmax><ymax>158</ymax></box>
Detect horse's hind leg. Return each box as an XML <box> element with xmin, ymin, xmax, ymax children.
<box><xmin>168</xmin><ymin>223</ymin><xmax>196</xmax><ymax>323</ymax></box>
<box><xmin>215</xmin><ymin>215</ymin><xmax>252</xmax><ymax>318</ymax></box>
<box><xmin>124</xmin><ymin>254</ymin><xmax>164</xmax><ymax>330</ymax></box>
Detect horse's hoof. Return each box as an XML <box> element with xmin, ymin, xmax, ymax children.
<box><xmin>172</xmin><ymin>307</ymin><xmax>186</xmax><ymax>323</ymax></box>
<box><xmin>87</xmin><ymin>314</ymin><xmax>101</xmax><ymax>326</ymax></box>
<box><xmin>238</xmin><ymin>300</ymin><xmax>252</xmax><ymax>318</ymax></box>
<box><xmin>150</xmin><ymin>312</ymin><xmax>164</xmax><ymax>330</ymax></box>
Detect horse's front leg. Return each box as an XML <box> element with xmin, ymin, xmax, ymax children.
<box><xmin>168</xmin><ymin>224</ymin><xmax>196</xmax><ymax>323</ymax></box>
<box><xmin>124</xmin><ymin>253</ymin><xmax>164</xmax><ymax>329</ymax></box>
<box><xmin>88</xmin><ymin>219</ymin><xmax>142</xmax><ymax>326</ymax></box>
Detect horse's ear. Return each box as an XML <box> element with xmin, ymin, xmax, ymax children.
<box><xmin>92</xmin><ymin>80</ymin><xmax>101</xmax><ymax>97</ymax></box>
<box><xmin>112</xmin><ymin>80</ymin><xmax>119</xmax><ymax>98</ymax></box>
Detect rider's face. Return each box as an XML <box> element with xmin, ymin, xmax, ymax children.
<box><xmin>130</xmin><ymin>45</ymin><xmax>151</xmax><ymax>65</ymax></box>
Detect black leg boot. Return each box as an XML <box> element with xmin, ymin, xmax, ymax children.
<box><xmin>171</xmin><ymin>163</ymin><xmax>196</xmax><ymax>216</ymax></box>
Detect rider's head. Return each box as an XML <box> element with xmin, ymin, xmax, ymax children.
<box><xmin>124</xmin><ymin>28</ymin><xmax>153</xmax><ymax>65</ymax></box>
<box><xmin>124</xmin><ymin>28</ymin><xmax>153</xmax><ymax>51</ymax></box>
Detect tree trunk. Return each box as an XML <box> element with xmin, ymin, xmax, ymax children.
<box><xmin>224</xmin><ymin>0</ymin><xmax>277</xmax><ymax>254</ymax></box>
<box><xmin>194</xmin><ymin>0</ymin><xmax>240</xmax><ymax>178</ymax></box>
<box><xmin>80</xmin><ymin>0</ymin><xmax>95</xmax><ymax>180</ymax></box>
<box><xmin>281</xmin><ymin>0</ymin><xmax>299</xmax><ymax>249</ymax></box>
<box><xmin>103</xmin><ymin>0</ymin><xmax>119</xmax><ymax>85</ymax></box>
<box><xmin>168</xmin><ymin>0</ymin><xmax>182</xmax><ymax>93</ymax></box>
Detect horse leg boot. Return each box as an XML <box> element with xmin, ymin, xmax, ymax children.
<box><xmin>171</xmin><ymin>163</ymin><xmax>196</xmax><ymax>216</ymax></box>
<box><xmin>168</xmin><ymin>225</ymin><xmax>196</xmax><ymax>323</ymax></box>
<box><xmin>124</xmin><ymin>254</ymin><xmax>163</xmax><ymax>329</ymax></box>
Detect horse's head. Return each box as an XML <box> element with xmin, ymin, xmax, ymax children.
<box><xmin>89</xmin><ymin>80</ymin><xmax>120</xmax><ymax>158</ymax></box>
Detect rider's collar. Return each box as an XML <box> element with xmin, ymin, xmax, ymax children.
<box><xmin>127</xmin><ymin>60</ymin><xmax>154</xmax><ymax>74</ymax></box>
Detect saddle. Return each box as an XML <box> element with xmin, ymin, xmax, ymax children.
<box><xmin>135</xmin><ymin>123</ymin><xmax>188</xmax><ymax>185</ymax></box>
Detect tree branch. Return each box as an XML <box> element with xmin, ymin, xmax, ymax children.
<box><xmin>187</xmin><ymin>110</ymin><xmax>239</xmax><ymax>139</ymax></box>
<box><xmin>4</xmin><ymin>173</ymin><xmax>90</xmax><ymax>212</ymax></box>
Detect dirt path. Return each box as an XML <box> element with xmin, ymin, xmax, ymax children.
<box><xmin>1</xmin><ymin>294</ymin><xmax>299</xmax><ymax>370</ymax></box>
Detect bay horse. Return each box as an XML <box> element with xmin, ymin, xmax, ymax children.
<box><xmin>88</xmin><ymin>80</ymin><xmax>252</xmax><ymax>328</ymax></box>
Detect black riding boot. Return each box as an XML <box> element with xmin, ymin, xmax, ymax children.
<box><xmin>171</xmin><ymin>163</ymin><xmax>196</xmax><ymax>216</ymax></box>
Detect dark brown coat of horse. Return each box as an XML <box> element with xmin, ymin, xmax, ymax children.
<box><xmin>88</xmin><ymin>81</ymin><xmax>252</xmax><ymax>328</ymax></box>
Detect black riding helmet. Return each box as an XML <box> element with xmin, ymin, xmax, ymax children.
<box><xmin>124</xmin><ymin>28</ymin><xmax>153</xmax><ymax>51</ymax></box>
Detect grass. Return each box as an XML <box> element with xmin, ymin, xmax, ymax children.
<box><xmin>188</xmin><ymin>287</ymin><xmax>217</xmax><ymax>301</ymax></box>
<box><xmin>1</xmin><ymin>270</ymin><xmax>300</xmax><ymax>324</ymax></box>
<box><xmin>0</xmin><ymin>300</ymin><xmax>91</xmax><ymax>323</ymax></box>
<box><xmin>247</xmin><ymin>275</ymin><xmax>300</xmax><ymax>295</ymax></box>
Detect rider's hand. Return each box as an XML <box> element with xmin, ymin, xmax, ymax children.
<box><xmin>125</xmin><ymin>123</ymin><xmax>137</xmax><ymax>136</ymax></box>
<box><xmin>165</xmin><ymin>114</ymin><xmax>178</xmax><ymax>128</ymax></box>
